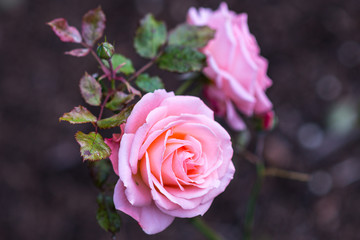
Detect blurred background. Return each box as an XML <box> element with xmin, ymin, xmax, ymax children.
<box><xmin>1</xmin><ymin>0</ymin><xmax>360</xmax><ymax>239</ymax></box>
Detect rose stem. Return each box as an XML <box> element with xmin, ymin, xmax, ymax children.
<box><xmin>94</xmin><ymin>92</ymin><xmax>112</xmax><ymax>134</ymax></box>
<box><xmin>242</xmin><ymin>151</ymin><xmax>310</xmax><ymax>182</ymax></box>
<box><xmin>265</xmin><ymin>167</ymin><xmax>310</xmax><ymax>182</ymax></box>
<box><xmin>79</xmin><ymin>43</ymin><xmax>116</xmax><ymax>132</ymax></box>
<box><xmin>107</xmin><ymin>58</ymin><xmax>115</xmax><ymax>80</ymax></box>
<box><xmin>81</xmin><ymin>42</ymin><xmax>111</xmax><ymax>79</ymax></box>
<box><xmin>243</xmin><ymin>132</ymin><xmax>266</xmax><ymax>240</ymax></box>
<box><xmin>127</xmin><ymin>49</ymin><xmax>164</xmax><ymax>82</ymax></box>
<box><xmin>190</xmin><ymin>217</ymin><xmax>222</xmax><ymax>240</ymax></box>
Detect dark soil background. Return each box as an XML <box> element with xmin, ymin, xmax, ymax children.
<box><xmin>1</xmin><ymin>0</ymin><xmax>360</xmax><ymax>239</ymax></box>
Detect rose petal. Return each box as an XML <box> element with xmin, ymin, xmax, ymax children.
<box><xmin>161</xmin><ymin>152</ymin><xmax>184</xmax><ymax>190</ymax></box>
<box><xmin>221</xmin><ymin>70</ymin><xmax>256</xmax><ymax>116</ymax></box>
<box><xmin>173</xmin><ymin>122</ymin><xmax>222</xmax><ymax>175</ymax></box>
<box><xmin>138</xmin><ymin>202</ymin><xmax>175</xmax><ymax>234</ymax></box>
<box><xmin>143</xmin><ymin>151</ymin><xmax>204</xmax><ymax>210</ymax></box>
<box><xmin>253</xmin><ymin>84</ymin><xmax>273</xmax><ymax>114</ymax></box>
<box><xmin>119</xmin><ymin>133</ymin><xmax>152</xmax><ymax>206</ymax></box>
<box><xmin>201</xmin><ymin>161</ymin><xmax>235</xmax><ymax>204</ymax></box>
<box><xmin>129</xmin><ymin>123</ymin><xmax>150</xmax><ymax>174</ymax></box>
<box><xmin>177</xmin><ymin>115</ymin><xmax>233</xmax><ymax>179</ymax></box>
<box><xmin>235</xmin><ymin>14</ymin><xmax>260</xmax><ymax>57</ymax></box>
<box><xmin>146</xmin><ymin>130</ymin><xmax>173</xmax><ymax>185</ymax></box>
<box><xmin>104</xmin><ymin>136</ymin><xmax>120</xmax><ymax>175</ymax></box>
<box><xmin>225</xmin><ymin>100</ymin><xmax>246</xmax><ymax>131</ymax></box>
<box><xmin>203</xmin><ymin>85</ymin><xmax>227</xmax><ymax>116</ymax></box>
<box><xmin>156</xmin><ymin>198</ymin><xmax>213</xmax><ymax>218</ymax></box>
<box><xmin>204</xmin><ymin>19</ymin><xmax>234</xmax><ymax>70</ymax></box>
<box><xmin>160</xmin><ymin>95</ymin><xmax>214</xmax><ymax>119</ymax></box>
<box><xmin>113</xmin><ymin>180</ymin><xmax>174</xmax><ymax>234</ymax></box>
<box><xmin>187</xmin><ymin>7</ymin><xmax>212</xmax><ymax>25</ymax></box>
<box><xmin>125</xmin><ymin>89</ymin><xmax>174</xmax><ymax>134</ymax></box>
<box><xmin>152</xmin><ymin>174</ymin><xmax>204</xmax><ymax>210</ymax></box>
<box><xmin>206</xmin><ymin>55</ymin><xmax>256</xmax><ymax>115</ymax></box>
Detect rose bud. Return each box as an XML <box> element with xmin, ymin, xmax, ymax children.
<box><xmin>96</xmin><ymin>42</ymin><xmax>115</xmax><ymax>60</ymax></box>
<box><xmin>253</xmin><ymin>110</ymin><xmax>276</xmax><ymax>131</ymax></box>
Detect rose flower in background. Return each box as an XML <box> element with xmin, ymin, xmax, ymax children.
<box><xmin>188</xmin><ymin>2</ymin><xmax>273</xmax><ymax>130</ymax></box>
<box><xmin>106</xmin><ymin>90</ymin><xmax>235</xmax><ymax>234</ymax></box>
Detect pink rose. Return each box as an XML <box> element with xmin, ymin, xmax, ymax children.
<box><xmin>106</xmin><ymin>89</ymin><xmax>235</xmax><ymax>234</ymax></box>
<box><xmin>188</xmin><ymin>2</ymin><xmax>273</xmax><ymax>130</ymax></box>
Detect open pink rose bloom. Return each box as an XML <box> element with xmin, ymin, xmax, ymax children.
<box><xmin>188</xmin><ymin>2</ymin><xmax>273</xmax><ymax>130</ymax></box>
<box><xmin>106</xmin><ymin>90</ymin><xmax>235</xmax><ymax>234</ymax></box>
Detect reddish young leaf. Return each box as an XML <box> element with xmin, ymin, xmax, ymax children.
<box><xmin>65</xmin><ymin>48</ymin><xmax>90</xmax><ymax>57</ymax></box>
<box><xmin>82</xmin><ymin>6</ymin><xmax>106</xmax><ymax>46</ymax></box>
<box><xmin>47</xmin><ymin>18</ymin><xmax>82</xmax><ymax>43</ymax></box>
<box><xmin>59</xmin><ymin>105</ymin><xmax>97</xmax><ymax>124</ymax></box>
<box><xmin>80</xmin><ymin>72</ymin><xmax>102</xmax><ymax>106</ymax></box>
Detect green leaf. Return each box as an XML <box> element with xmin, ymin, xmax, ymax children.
<box><xmin>103</xmin><ymin>54</ymin><xmax>135</xmax><ymax>75</ymax></box>
<box><xmin>89</xmin><ymin>160</ymin><xmax>111</xmax><ymax>189</ymax></box>
<box><xmin>135</xmin><ymin>74</ymin><xmax>164</xmax><ymax>93</ymax></box>
<box><xmin>80</xmin><ymin>72</ymin><xmax>102</xmax><ymax>106</ymax></box>
<box><xmin>82</xmin><ymin>6</ymin><xmax>106</xmax><ymax>46</ymax></box>
<box><xmin>97</xmin><ymin>105</ymin><xmax>134</xmax><ymax>129</ymax></box>
<box><xmin>59</xmin><ymin>105</ymin><xmax>97</xmax><ymax>124</ymax></box>
<box><xmin>169</xmin><ymin>24</ymin><xmax>215</xmax><ymax>48</ymax></box>
<box><xmin>134</xmin><ymin>14</ymin><xmax>167</xmax><ymax>58</ymax></box>
<box><xmin>75</xmin><ymin>131</ymin><xmax>111</xmax><ymax>161</ymax></box>
<box><xmin>96</xmin><ymin>193</ymin><xmax>121</xmax><ymax>234</ymax></box>
<box><xmin>157</xmin><ymin>45</ymin><xmax>206</xmax><ymax>73</ymax></box>
<box><xmin>105</xmin><ymin>91</ymin><xmax>134</xmax><ymax>111</ymax></box>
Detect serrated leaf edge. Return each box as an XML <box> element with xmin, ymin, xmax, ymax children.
<box><xmin>75</xmin><ymin>131</ymin><xmax>111</xmax><ymax>161</ymax></box>
<box><xmin>59</xmin><ymin>105</ymin><xmax>97</xmax><ymax>124</ymax></box>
